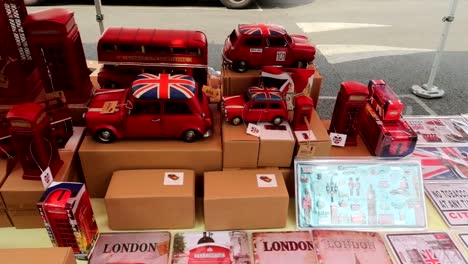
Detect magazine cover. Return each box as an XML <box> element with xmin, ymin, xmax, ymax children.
<box><xmin>253</xmin><ymin>231</ymin><xmax>317</xmax><ymax>264</ymax></box>
<box><xmin>411</xmin><ymin>147</ymin><xmax>468</xmax><ymax>180</ymax></box>
<box><xmin>172</xmin><ymin>231</ymin><xmax>251</xmax><ymax>264</ymax></box>
<box><xmin>386</xmin><ymin>232</ymin><xmax>467</xmax><ymax>264</ymax></box>
<box><xmin>458</xmin><ymin>233</ymin><xmax>468</xmax><ymax>250</ymax></box>
<box><xmin>295</xmin><ymin>160</ymin><xmax>426</xmax><ymax>229</ymax></box>
<box><xmin>404</xmin><ymin>116</ymin><xmax>468</xmax><ymax>145</ymax></box>
<box><xmin>425</xmin><ymin>181</ymin><xmax>468</xmax><ymax>227</ymax></box>
<box><xmin>88</xmin><ymin>232</ymin><xmax>170</xmax><ymax>264</ymax></box>
<box><xmin>312</xmin><ymin>230</ymin><xmax>392</xmax><ymax>264</ymax></box>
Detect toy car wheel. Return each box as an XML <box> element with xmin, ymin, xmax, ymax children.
<box><xmin>96</xmin><ymin>129</ymin><xmax>115</xmax><ymax>143</ymax></box>
<box><xmin>296</xmin><ymin>60</ymin><xmax>309</xmax><ymax>69</ymax></box>
<box><xmin>183</xmin><ymin>129</ymin><xmax>199</xmax><ymax>142</ymax></box>
<box><xmin>220</xmin><ymin>0</ymin><xmax>253</xmax><ymax>9</ymax></box>
<box><xmin>233</xmin><ymin>60</ymin><xmax>248</xmax><ymax>73</ymax></box>
<box><xmin>231</xmin><ymin>117</ymin><xmax>243</xmax><ymax>126</ymax></box>
<box><xmin>272</xmin><ymin>116</ymin><xmax>283</xmax><ymax>125</ymax></box>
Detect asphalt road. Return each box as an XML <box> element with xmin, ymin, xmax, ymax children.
<box><xmin>27</xmin><ymin>0</ymin><xmax>468</xmax><ymax>118</ymax></box>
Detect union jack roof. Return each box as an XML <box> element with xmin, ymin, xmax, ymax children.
<box><xmin>238</xmin><ymin>24</ymin><xmax>286</xmax><ymax>36</ymax></box>
<box><xmin>247</xmin><ymin>87</ymin><xmax>283</xmax><ymax>101</ymax></box>
<box><xmin>131</xmin><ymin>73</ymin><xmax>196</xmax><ymax>100</ymax></box>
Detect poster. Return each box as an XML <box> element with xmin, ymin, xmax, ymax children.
<box><xmin>405</xmin><ymin>116</ymin><xmax>468</xmax><ymax>145</ymax></box>
<box><xmin>253</xmin><ymin>231</ymin><xmax>317</xmax><ymax>264</ymax></box>
<box><xmin>386</xmin><ymin>232</ymin><xmax>467</xmax><ymax>264</ymax></box>
<box><xmin>172</xmin><ymin>231</ymin><xmax>251</xmax><ymax>264</ymax></box>
<box><xmin>425</xmin><ymin>182</ymin><xmax>468</xmax><ymax>227</ymax></box>
<box><xmin>295</xmin><ymin>160</ymin><xmax>426</xmax><ymax>229</ymax></box>
<box><xmin>410</xmin><ymin>147</ymin><xmax>468</xmax><ymax>180</ymax></box>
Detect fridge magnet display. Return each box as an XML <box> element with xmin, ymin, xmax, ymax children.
<box><xmin>89</xmin><ymin>232</ymin><xmax>170</xmax><ymax>264</ymax></box>
<box><xmin>458</xmin><ymin>233</ymin><xmax>468</xmax><ymax>250</ymax></box>
<box><xmin>172</xmin><ymin>231</ymin><xmax>251</xmax><ymax>264</ymax></box>
<box><xmin>86</xmin><ymin>73</ymin><xmax>213</xmax><ymax>143</ymax></box>
<box><xmin>295</xmin><ymin>159</ymin><xmax>427</xmax><ymax>230</ymax></box>
<box><xmin>253</xmin><ymin>231</ymin><xmax>317</xmax><ymax>264</ymax></box>
<box><xmin>386</xmin><ymin>232</ymin><xmax>467</xmax><ymax>264</ymax></box>
<box><xmin>424</xmin><ymin>181</ymin><xmax>468</xmax><ymax>227</ymax></box>
<box><xmin>312</xmin><ymin>230</ymin><xmax>393</xmax><ymax>264</ymax></box>
<box><xmin>405</xmin><ymin>116</ymin><xmax>468</xmax><ymax>145</ymax></box>
<box><xmin>222</xmin><ymin>24</ymin><xmax>316</xmax><ymax>73</ymax></box>
<box><xmin>410</xmin><ymin>147</ymin><xmax>468</xmax><ymax>180</ymax></box>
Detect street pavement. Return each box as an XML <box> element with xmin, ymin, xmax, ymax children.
<box><xmin>28</xmin><ymin>0</ymin><xmax>468</xmax><ymax>118</ymax></box>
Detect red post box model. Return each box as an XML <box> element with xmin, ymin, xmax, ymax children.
<box><xmin>6</xmin><ymin>102</ymin><xmax>63</xmax><ymax>180</ymax></box>
<box><xmin>23</xmin><ymin>8</ymin><xmax>93</xmax><ymax>104</ymax></box>
<box><xmin>292</xmin><ymin>95</ymin><xmax>314</xmax><ymax>131</ymax></box>
<box><xmin>0</xmin><ymin>0</ymin><xmax>43</xmax><ymax>104</ymax></box>
<box><xmin>329</xmin><ymin>81</ymin><xmax>370</xmax><ymax>146</ymax></box>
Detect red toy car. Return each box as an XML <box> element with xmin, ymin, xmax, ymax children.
<box><xmin>85</xmin><ymin>73</ymin><xmax>212</xmax><ymax>143</ymax></box>
<box><xmin>223</xmin><ymin>24</ymin><xmax>316</xmax><ymax>72</ymax></box>
<box><xmin>222</xmin><ymin>87</ymin><xmax>288</xmax><ymax>125</ymax></box>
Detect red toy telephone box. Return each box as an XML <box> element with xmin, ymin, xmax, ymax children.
<box><xmin>23</xmin><ymin>8</ymin><xmax>92</xmax><ymax>104</ymax></box>
<box><xmin>6</xmin><ymin>102</ymin><xmax>63</xmax><ymax>180</ymax></box>
<box><xmin>292</xmin><ymin>95</ymin><xmax>314</xmax><ymax>131</ymax></box>
<box><xmin>37</xmin><ymin>182</ymin><xmax>99</xmax><ymax>260</ymax></box>
<box><xmin>329</xmin><ymin>81</ymin><xmax>369</xmax><ymax>146</ymax></box>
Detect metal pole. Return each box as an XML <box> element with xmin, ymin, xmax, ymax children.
<box><xmin>94</xmin><ymin>0</ymin><xmax>105</xmax><ymax>34</ymax></box>
<box><xmin>411</xmin><ymin>0</ymin><xmax>458</xmax><ymax>99</ymax></box>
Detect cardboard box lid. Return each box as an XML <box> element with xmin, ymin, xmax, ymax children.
<box><xmin>106</xmin><ymin>169</ymin><xmax>195</xmax><ymax>199</ymax></box>
<box><xmin>258</xmin><ymin>122</ymin><xmax>294</xmax><ymax>141</ymax></box>
<box><xmin>0</xmin><ymin>247</ymin><xmax>76</xmax><ymax>264</ymax></box>
<box><xmin>296</xmin><ymin>109</ymin><xmax>331</xmax><ymax>143</ymax></box>
<box><xmin>222</xmin><ymin>122</ymin><xmax>259</xmax><ymax>142</ymax></box>
<box><xmin>204</xmin><ymin>169</ymin><xmax>288</xmax><ymax>199</ymax></box>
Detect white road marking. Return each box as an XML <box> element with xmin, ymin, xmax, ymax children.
<box><xmin>317</xmin><ymin>44</ymin><xmax>433</xmax><ymax>64</ymax></box>
<box><xmin>297</xmin><ymin>22</ymin><xmax>391</xmax><ymax>33</ymax></box>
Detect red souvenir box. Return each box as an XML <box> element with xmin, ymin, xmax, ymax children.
<box><xmin>360</xmin><ymin>104</ymin><xmax>417</xmax><ymax>157</ymax></box>
<box><xmin>368</xmin><ymin>80</ymin><xmax>404</xmax><ymax>121</ymax></box>
<box><xmin>37</xmin><ymin>182</ymin><xmax>99</xmax><ymax>260</ymax></box>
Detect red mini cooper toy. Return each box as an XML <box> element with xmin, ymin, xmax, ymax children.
<box><xmin>222</xmin><ymin>87</ymin><xmax>288</xmax><ymax>125</ymax></box>
<box><xmin>223</xmin><ymin>24</ymin><xmax>316</xmax><ymax>72</ymax></box>
<box><xmin>85</xmin><ymin>73</ymin><xmax>212</xmax><ymax>143</ymax></box>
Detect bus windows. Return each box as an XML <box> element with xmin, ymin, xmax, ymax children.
<box><xmin>188</xmin><ymin>48</ymin><xmax>201</xmax><ymax>55</ymax></box>
<box><xmin>102</xmin><ymin>43</ymin><xmax>116</xmax><ymax>52</ymax></box>
<box><xmin>172</xmin><ymin>47</ymin><xmax>186</xmax><ymax>54</ymax></box>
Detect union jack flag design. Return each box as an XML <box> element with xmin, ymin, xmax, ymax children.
<box><xmin>238</xmin><ymin>24</ymin><xmax>286</xmax><ymax>36</ymax></box>
<box><xmin>421</xmin><ymin>249</ymin><xmax>441</xmax><ymax>264</ymax></box>
<box><xmin>410</xmin><ymin>146</ymin><xmax>468</xmax><ymax>180</ymax></box>
<box><xmin>247</xmin><ymin>87</ymin><xmax>283</xmax><ymax>101</ymax></box>
<box><xmin>131</xmin><ymin>73</ymin><xmax>196</xmax><ymax>100</ymax></box>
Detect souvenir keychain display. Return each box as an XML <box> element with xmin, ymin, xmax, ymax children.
<box><xmin>295</xmin><ymin>159</ymin><xmax>427</xmax><ymax>230</ymax></box>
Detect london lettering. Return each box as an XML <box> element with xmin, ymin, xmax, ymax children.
<box><xmin>263</xmin><ymin>241</ymin><xmax>314</xmax><ymax>251</ymax></box>
<box><xmin>323</xmin><ymin>239</ymin><xmax>376</xmax><ymax>250</ymax></box>
<box><xmin>103</xmin><ymin>242</ymin><xmax>157</xmax><ymax>253</ymax></box>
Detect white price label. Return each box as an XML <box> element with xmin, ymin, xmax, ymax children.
<box><xmin>164</xmin><ymin>172</ymin><xmax>184</xmax><ymax>185</ymax></box>
<box><xmin>246</xmin><ymin>123</ymin><xmax>261</xmax><ymax>137</ymax></box>
<box><xmin>40</xmin><ymin>167</ymin><xmax>54</xmax><ymax>189</ymax></box>
<box><xmin>256</xmin><ymin>174</ymin><xmax>278</xmax><ymax>188</ymax></box>
<box><xmin>330</xmin><ymin>132</ymin><xmax>347</xmax><ymax>147</ymax></box>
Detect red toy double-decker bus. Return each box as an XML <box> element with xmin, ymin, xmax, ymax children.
<box><xmin>97</xmin><ymin>27</ymin><xmax>208</xmax><ymax>93</ymax></box>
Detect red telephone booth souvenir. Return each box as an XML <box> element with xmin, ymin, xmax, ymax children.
<box><xmin>0</xmin><ymin>0</ymin><xmax>43</xmax><ymax>104</ymax></box>
<box><xmin>292</xmin><ymin>95</ymin><xmax>314</xmax><ymax>131</ymax></box>
<box><xmin>6</xmin><ymin>102</ymin><xmax>63</xmax><ymax>180</ymax></box>
<box><xmin>23</xmin><ymin>8</ymin><xmax>92</xmax><ymax>104</ymax></box>
<box><xmin>329</xmin><ymin>81</ymin><xmax>370</xmax><ymax>146</ymax></box>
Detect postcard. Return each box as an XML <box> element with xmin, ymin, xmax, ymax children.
<box><xmin>404</xmin><ymin>116</ymin><xmax>468</xmax><ymax>145</ymax></box>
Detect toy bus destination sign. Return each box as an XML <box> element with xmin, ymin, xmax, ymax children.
<box><xmin>425</xmin><ymin>182</ymin><xmax>468</xmax><ymax>227</ymax></box>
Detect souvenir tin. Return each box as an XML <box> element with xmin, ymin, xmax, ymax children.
<box><xmin>410</xmin><ymin>146</ymin><xmax>468</xmax><ymax>180</ymax></box>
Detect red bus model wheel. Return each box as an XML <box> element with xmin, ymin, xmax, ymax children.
<box><xmin>233</xmin><ymin>60</ymin><xmax>248</xmax><ymax>73</ymax></box>
<box><xmin>220</xmin><ymin>0</ymin><xmax>253</xmax><ymax>9</ymax></box>
<box><xmin>183</xmin><ymin>130</ymin><xmax>199</xmax><ymax>142</ymax></box>
<box><xmin>272</xmin><ymin>116</ymin><xmax>283</xmax><ymax>125</ymax></box>
<box><xmin>96</xmin><ymin>129</ymin><xmax>115</xmax><ymax>143</ymax></box>
<box><xmin>231</xmin><ymin>117</ymin><xmax>243</xmax><ymax>126</ymax></box>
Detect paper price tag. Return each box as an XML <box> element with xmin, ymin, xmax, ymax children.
<box><xmin>256</xmin><ymin>174</ymin><xmax>278</xmax><ymax>188</ymax></box>
<box><xmin>40</xmin><ymin>167</ymin><xmax>53</xmax><ymax>189</ymax></box>
<box><xmin>164</xmin><ymin>172</ymin><xmax>184</xmax><ymax>185</ymax></box>
<box><xmin>246</xmin><ymin>123</ymin><xmax>261</xmax><ymax>137</ymax></box>
<box><xmin>330</xmin><ymin>132</ymin><xmax>347</xmax><ymax>147</ymax></box>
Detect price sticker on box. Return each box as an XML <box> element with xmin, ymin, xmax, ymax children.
<box><xmin>330</xmin><ymin>132</ymin><xmax>347</xmax><ymax>147</ymax></box>
<box><xmin>256</xmin><ymin>174</ymin><xmax>277</xmax><ymax>188</ymax></box>
<box><xmin>164</xmin><ymin>172</ymin><xmax>184</xmax><ymax>185</ymax></box>
<box><xmin>40</xmin><ymin>167</ymin><xmax>54</xmax><ymax>189</ymax></box>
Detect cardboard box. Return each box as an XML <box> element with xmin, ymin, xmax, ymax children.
<box><xmin>204</xmin><ymin>169</ymin><xmax>289</xmax><ymax>230</ymax></box>
<box><xmin>322</xmin><ymin>120</ymin><xmax>372</xmax><ymax>157</ymax></box>
<box><xmin>257</xmin><ymin>122</ymin><xmax>295</xmax><ymax>167</ymax></box>
<box><xmin>0</xmin><ymin>151</ymin><xmax>79</xmax><ymax>211</ymax></box>
<box><xmin>6</xmin><ymin>209</ymin><xmax>43</xmax><ymax>229</ymax></box>
<box><xmin>280</xmin><ymin>167</ymin><xmax>294</xmax><ymax>197</ymax></box>
<box><xmin>0</xmin><ymin>209</ymin><xmax>12</xmax><ymax>227</ymax></box>
<box><xmin>222</xmin><ymin>121</ymin><xmax>259</xmax><ymax>168</ymax></box>
<box><xmin>87</xmin><ymin>60</ymin><xmax>102</xmax><ymax>91</ymax></box>
<box><xmin>0</xmin><ymin>247</ymin><xmax>76</xmax><ymax>264</ymax></box>
<box><xmin>306</xmin><ymin>64</ymin><xmax>323</xmax><ymax>108</ymax></box>
<box><xmin>0</xmin><ymin>158</ymin><xmax>16</xmax><ymax>210</ymax></box>
<box><xmin>294</xmin><ymin>109</ymin><xmax>331</xmax><ymax>158</ymax></box>
<box><xmin>222</xmin><ymin>68</ymin><xmax>261</xmax><ymax>96</ymax></box>
<box><xmin>105</xmin><ymin>169</ymin><xmax>195</xmax><ymax>230</ymax></box>
<box><xmin>80</xmin><ymin>111</ymin><xmax>222</xmax><ymax>198</ymax></box>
